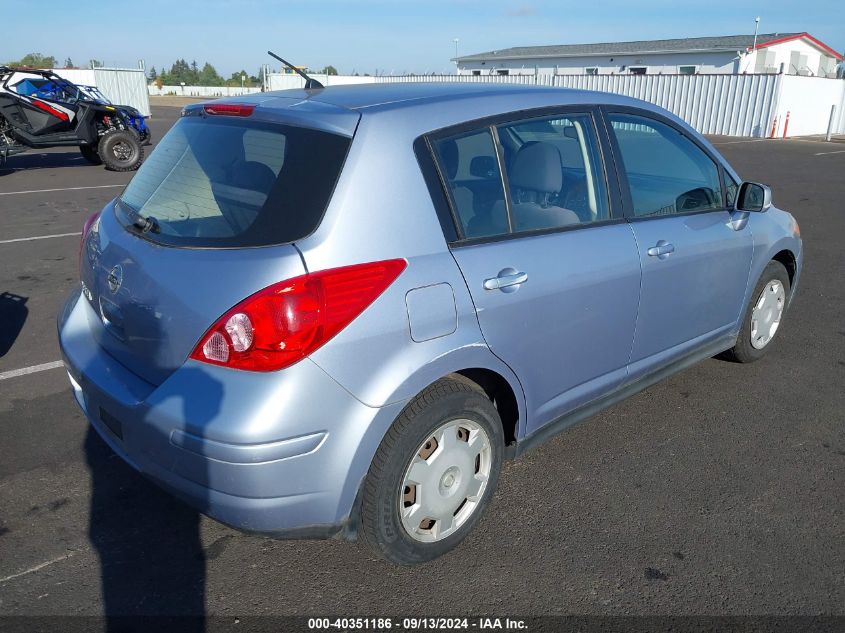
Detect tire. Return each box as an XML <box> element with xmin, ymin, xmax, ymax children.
<box><xmin>723</xmin><ymin>260</ymin><xmax>791</xmax><ymax>363</ymax></box>
<box><xmin>79</xmin><ymin>145</ymin><xmax>102</xmax><ymax>165</ymax></box>
<box><xmin>360</xmin><ymin>377</ymin><xmax>504</xmax><ymax>565</ymax></box>
<box><xmin>98</xmin><ymin>130</ymin><xmax>143</xmax><ymax>172</ymax></box>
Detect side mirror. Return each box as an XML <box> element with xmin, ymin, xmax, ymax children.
<box><xmin>736</xmin><ymin>182</ymin><xmax>772</xmax><ymax>212</ymax></box>
<box><xmin>470</xmin><ymin>155</ymin><xmax>498</xmax><ymax>178</ymax></box>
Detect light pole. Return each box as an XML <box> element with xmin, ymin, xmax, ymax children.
<box><xmin>453</xmin><ymin>38</ymin><xmax>460</xmax><ymax>75</ymax></box>
<box><xmin>752</xmin><ymin>16</ymin><xmax>760</xmax><ymax>52</ymax></box>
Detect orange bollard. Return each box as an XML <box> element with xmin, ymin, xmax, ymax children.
<box><xmin>782</xmin><ymin>111</ymin><xmax>791</xmax><ymax>138</ymax></box>
<box><xmin>769</xmin><ymin>115</ymin><xmax>779</xmax><ymax>138</ymax></box>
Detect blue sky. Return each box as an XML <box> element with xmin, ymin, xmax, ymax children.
<box><xmin>5</xmin><ymin>0</ymin><xmax>844</xmax><ymax>76</ymax></box>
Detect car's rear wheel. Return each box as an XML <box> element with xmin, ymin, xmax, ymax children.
<box><xmin>79</xmin><ymin>145</ymin><xmax>102</xmax><ymax>165</ymax></box>
<box><xmin>723</xmin><ymin>260</ymin><xmax>791</xmax><ymax>363</ymax></box>
<box><xmin>98</xmin><ymin>130</ymin><xmax>143</xmax><ymax>172</ymax></box>
<box><xmin>360</xmin><ymin>377</ymin><xmax>504</xmax><ymax>565</ymax></box>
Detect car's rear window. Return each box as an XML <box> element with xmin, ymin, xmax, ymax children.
<box><xmin>116</xmin><ymin>116</ymin><xmax>351</xmax><ymax>247</ymax></box>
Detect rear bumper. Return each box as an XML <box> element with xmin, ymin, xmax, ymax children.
<box><xmin>58</xmin><ymin>289</ymin><xmax>406</xmax><ymax>537</ymax></box>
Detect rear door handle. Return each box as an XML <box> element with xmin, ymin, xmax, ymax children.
<box><xmin>483</xmin><ymin>270</ymin><xmax>528</xmax><ymax>291</ymax></box>
<box><xmin>647</xmin><ymin>240</ymin><xmax>675</xmax><ymax>258</ymax></box>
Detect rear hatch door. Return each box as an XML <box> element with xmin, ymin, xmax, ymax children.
<box><xmin>79</xmin><ymin>104</ymin><xmax>356</xmax><ymax>385</ymax></box>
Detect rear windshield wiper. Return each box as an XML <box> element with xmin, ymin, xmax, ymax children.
<box><xmin>133</xmin><ymin>214</ymin><xmax>160</xmax><ymax>234</ymax></box>
<box><xmin>119</xmin><ymin>200</ymin><xmax>161</xmax><ymax>234</ymax></box>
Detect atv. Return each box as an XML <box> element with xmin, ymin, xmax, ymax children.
<box><xmin>0</xmin><ymin>67</ymin><xmax>150</xmax><ymax>171</ymax></box>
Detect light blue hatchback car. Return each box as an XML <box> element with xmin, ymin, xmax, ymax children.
<box><xmin>59</xmin><ymin>83</ymin><xmax>802</xmax><ymax>564</ymax></box>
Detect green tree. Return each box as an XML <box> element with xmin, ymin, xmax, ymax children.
<box><xmin>318</xmin><ymin>65</ymin><xmax>338</xmax><ymax>76</ymax></box>
<box><xmin>226</xmin><ymin>70</ymin><xmax>255</xmax><ymax>87</ymax></box>
<box><xmin>64</xmin><ymin>57</ymin><xmax>74</xmax><ymax>68</ymax></box>
<box><xmin>7</xmin><ymin>53</ymin><xmax>57</xmax><ymax>68</ymax></box>
<box><xmin>148</xmin><ymin>66</ymin><xmax>158</xmax><ymax>81</ymax></box>
<box><xmin>164</xmin><ymin>59</ymin><xmax>192</xmax><ymax>85</ymax></box>
<box><xmin>198</xmin><ymin>63</ymin><xmax>224</xmax><ymax>86</ymax></box>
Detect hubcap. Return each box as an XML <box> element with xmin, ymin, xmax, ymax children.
<box><xmin>113</xmin><ymin>142</ymin><xmax>132</xmax><ymax>162</ymax></box>
<box><xmin>399</xmin><ymin>419</ymin><xmax>492</xmax><ymax>543</ymax></box>
<box><xmin>750</xmin><ymin>279</ymin><xmax>785</xmax><ymax>349</ymax></box>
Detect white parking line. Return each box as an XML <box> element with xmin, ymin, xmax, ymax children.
<box><xmin>0</xmin><ymin>184</ymin><xmax>124</xmax><ymax>196</ymax></box>
<box><xmin>0</xmin><ymin>361</ymin><xmax>65</xmax><ymax>381</ymax></box>
<box><xmin>711</xmin><ymin>138</ymin><xmax>772</xmax><ymax>145</ymax></box>
<box><xmin>814</xmin><ymin>149</ymin><xmax>845</xmax><ymax>156</ymax></box>
<box><xmin>0</xmin><ymin>552</ymin><xmax>78</xmax><ymax>584</ymax></box>
<box><xmin>0</xmin><ymin>231</ymin><xmax>81</xmax><ymax>245</ymax></box>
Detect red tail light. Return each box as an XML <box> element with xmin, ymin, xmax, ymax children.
<box><xmin>190</xmin><ymin>259</ymin><xmax>407</xmax><ymax>372</ymax></box>
<box><xmin>79</xmin><ymin>211</ymin><xmax>101</xmax><ymax>271</ymax></box>
<box><xmin>203</xmin><ymin>103</ymin><xmax>255</xmax><ymax>117</ymax></box>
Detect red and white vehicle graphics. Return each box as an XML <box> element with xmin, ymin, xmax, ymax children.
<box><xmin>0</xmin><ymin>73</ymin><xmax>76</xmax><ymax>122</ymax></box>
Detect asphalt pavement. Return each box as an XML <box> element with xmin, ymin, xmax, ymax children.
<box><xmin>0</xmin><ymin>108</ymin><xmax>843</xmax><ymax>622</ymax></box>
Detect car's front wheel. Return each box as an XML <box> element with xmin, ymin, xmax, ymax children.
<box><xmin>724</xmin><ymin>260</ymin><xmax>791</xmax><ymax>363</ymax></box>
<box><xmin>360</xmin><ymin>377</ymin><xmax>504</xmax><ymax>565</ymax></box>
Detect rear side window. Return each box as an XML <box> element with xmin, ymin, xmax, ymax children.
<box><xmin>609</xmin><ymin>114</ymin><xmax>723</xmax><ymax>217</ymax></box>
<box><xmin>497</xmin><ymin>113</ymin><xmax>610</xmax><ymax>229</ymax></box>
<box><xmin>117</xmin><ymin>116</ymin><xmax>350</xmax><ymax>247</ymax></box>
<box><xmin>432</xmin><ymin>112</ymin><xmax>610</xmax><ymax>240</ymax></box>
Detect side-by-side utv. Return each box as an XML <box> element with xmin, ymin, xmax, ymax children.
<box><xmin>0</xmin><ymin>67</ymin><xmax>150</xmax><ymax>171</ymax></box>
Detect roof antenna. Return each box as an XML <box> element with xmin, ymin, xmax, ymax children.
<box><xmin>267</xmin><ymin>51</ymin><xmax>324</xmax><ymax>90</ymax></box>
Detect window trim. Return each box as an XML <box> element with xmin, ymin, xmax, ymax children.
<box><xmin>421</xmin><ymin>104</ymin><xmax>624</xmax><ymax>247</ymax></box>
<box><xmin>413</xmin><ymin>135</ymin><xmax>460</xmax><ymax>242</ymax></box>
<box><xmin>490</xmin><ymin>125</ymin><xmax>515</xmax><ymax>233</ymax></box>
<box><xmin>599</xmin><ymin>106</ymin><xmax>733</xmax><ymax>222</ymax></box>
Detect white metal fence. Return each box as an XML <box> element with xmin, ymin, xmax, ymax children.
<box><xmin>53</xmin><ymin>67</ymin><xmax>151</xmax><ymax>116</ymax></box>
<box><xmin>265</xmin><ymin>73</ymin><xmax>375</xmax><ymax>91</ymax></box>
<box><xmin>93</xmin><ymin>68</ymin><xmax>151</xmax><ymax>117</ymax></box>
<box><xmin>148</xmin><ymin>85</ymin><xmax>262</xmax><ymax>98</ymax></box>
<box><xmin>154</xmin><ymin>72</ymin><xmax>843</xmax><ymax>138</ymax></box>
<box><xmin>373</xmin><ymin>73</ymin><xmax>845</xmax><ymax>138</ymax></box>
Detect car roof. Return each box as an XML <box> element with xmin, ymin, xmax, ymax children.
<box><xmin>194</xmin><ymin>82</ymin><xmax>679</xmax><ymax>140</ymax></box>
<box><xmin>260</xmin><ymin>82</ymin><xmax>644</xmax><ymax>112</ymax></box>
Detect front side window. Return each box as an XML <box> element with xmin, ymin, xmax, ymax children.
<box><xmin>585</xmin><ymin>67</ymin><xmax>598</xmax><ymax>75</ymax></box>
<box><xmin>629</xmin><ymin>67</ymin><xmax>647</xmax><ymax>75</ymax></box>
<box><xmin>725</xmin><ymin>172</ymin><xmax>740</xmax><ymax>207</ymax></box>
<box><xmin>609</xmin><ymin>113</ymin><xmax>723</xmax><ymax>217</ymax></box>
<box><xmin>679</xmin><ymin>65</ymin><xmax>696</xmax><ymax>75</ymax></box>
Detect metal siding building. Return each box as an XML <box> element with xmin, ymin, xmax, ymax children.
<box><xmin>456</xmin><ymin>33</ymin><xmax>843</xmax><ymax>78</ymax></box>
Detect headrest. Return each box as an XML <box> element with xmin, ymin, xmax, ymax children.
<box><xmin>509</xmin><ymin>142</ymin><xmax>562</xmax><ymax>193</ymax></box>
<box><xmin>230</xmin><ymin>160</ymin><xmax>276</xmax><ymax>191</ymax></box>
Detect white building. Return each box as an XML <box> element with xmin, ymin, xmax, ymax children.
<box><xmin>455</xmin><ymin>33</ymin><xmax>843</xmax><ymax>77</ymax></box>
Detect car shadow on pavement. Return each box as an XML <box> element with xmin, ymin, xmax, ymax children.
<box><xmin>84</xmin><ymin>366</ymin><xmax>223</xmax><ymax>631</ymax></box>
<box><xmin>0</xmin><ymin>151</ymin><xmax>93</xmax><ymax>175</ymax></box>
<box><xmin>0</xmin><ymin>292</ymin><xmax>27</xmax><ymax>358</ymax></box>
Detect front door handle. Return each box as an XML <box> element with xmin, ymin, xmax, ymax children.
<box><xmin>647</xmin><ymin>240</ymin><xmax>675</xmax><ymax>259</ymax></box>
<box><xmin>483</xmin><ymin>270</ymin><xmax>528</xmax><ymax>291</ymax></box>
